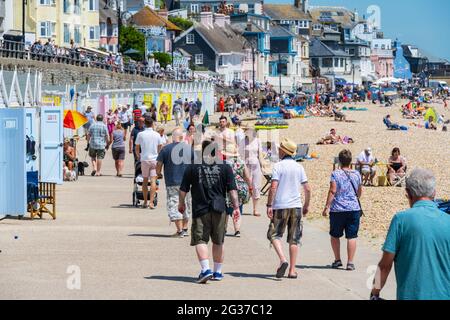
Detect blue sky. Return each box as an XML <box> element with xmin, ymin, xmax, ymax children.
<box><xmin>266</xmin><ymin>0</ymin><xmax>450</xmax><ymax>60</ymax></box>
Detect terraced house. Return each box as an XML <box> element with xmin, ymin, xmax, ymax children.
<box><xmin>11</xmin><ymin>0</ymin><xmax>101</xmax><ymax>49</ymax></box>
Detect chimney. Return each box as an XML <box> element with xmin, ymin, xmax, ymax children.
<box><xmin>353</xmin><ymin>9</ymin><xmax>359</xmax><ymax>22</ymax></box>
<box><xmin>254</xmin><ymin>3</ymin><xmax>263</xmax><ymax>15</ymax></box>
<box><xmin>214</xmin><ymin>13</ymin><xmax>225</xmax><ymax>28</ymax></box>
<box><xmin>158</xmin><ymin>9</ymin><xmax>168</xmax><ymax>20</ymax></box>
<box><xmin>200</xmin><ymin>11</ymin><xmax>213</xmax><ymax>27</ymax></box>
<box><xmin>302</xmin><ymin>0</ymin><xmax>309</xmax><ymax>13</ymax></box>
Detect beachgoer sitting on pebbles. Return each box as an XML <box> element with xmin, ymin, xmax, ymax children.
<box><xmin>317</xmin><ymin>129</ymin><xmax>354</xmax><ymax>145</ymax></box>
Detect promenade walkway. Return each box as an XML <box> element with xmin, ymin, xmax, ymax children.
<box><xmin>0</xmin><ymin>140</ymin><xmax>396</xmax><ymax>300</ymax></box>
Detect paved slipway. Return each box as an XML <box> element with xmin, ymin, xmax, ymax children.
<box><xmin>0</xmin><ymin>141</ymin><xmax>396</xmax><ymax>300</ymax></box>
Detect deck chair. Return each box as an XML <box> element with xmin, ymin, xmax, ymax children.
<box><xmin>333</xmin><ymin>109</ymin><xmax>346</xmax><ymax>121</ymax></box>
<box><xmin>29</xmin><ymin>182</ymin><xmax>57</xmax><ymax>219</ymax></box>
<box><xmin>293</xmin><ymin>144</ymin><xmax>309</xmax><ymax>162</ymax></box>
<box><xmin>389</xmin><ymin>166</ymin><xmax>407</xmax><ymax>187</ymax></box>
<box><xmin>261</xmin><ymin>174</ymin><xmax>272</xmax><ymax>196</ymax></box>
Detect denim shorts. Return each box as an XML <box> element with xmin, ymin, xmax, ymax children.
<box><xmin>329</xmin><ymin>211</ymin><xmax>361</xmax><ymax>239</ymax></box>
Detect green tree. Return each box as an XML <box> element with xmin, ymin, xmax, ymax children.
<box><xmin>153</xmin><ymin>52</ymin><xmax>172</xmax><ymax>68</ymax></box>
<box><xmin>119</xmin><ymin>26</ymin><xmax>145</xmax><ymax>61</ymax></box>
<box><xmin>168</xmin><ymin>16</ymin><xmax>193</xmax><ymax>31</ymax></box>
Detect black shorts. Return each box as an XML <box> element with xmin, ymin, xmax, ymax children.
<box><xmin>329</xmin><ymin>211</ymin><xmax>361</xmax><ymax>239</ymax></box>
<box><xmin>112</xmin><ymin>147</ymin><xmax>125</xmax><ymax>161</ymax></box>
<box><xmin>121</xmin><ymin>122</ymin><xmax>131</xmax><ymax>130</ymax></box>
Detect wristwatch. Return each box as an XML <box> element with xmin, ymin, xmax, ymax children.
<box><xmin>266</xmin><ymin>204</ymin><xmax>272</xmax><ymax>208</ymax></box>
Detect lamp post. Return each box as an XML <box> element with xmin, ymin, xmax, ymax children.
<box><xmin>243</xmin><ymin>37</ymin><xmax>258</xmax><ymax>93</ymax></box>
<box><xmin>22</xmin><ymin>0</ymin><xmax>26</xmax><ymax>45</ymax></box>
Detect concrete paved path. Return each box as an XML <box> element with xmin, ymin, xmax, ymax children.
<box><xmin>0</xmin><ymin>141</ymin><xmax>396</xmax><ymax>300</ymax></box>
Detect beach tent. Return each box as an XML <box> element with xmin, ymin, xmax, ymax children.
<box><xmin>424</xmin><ymin>108</ymin><xmax>438</xmax><ymax>122</ymax></box>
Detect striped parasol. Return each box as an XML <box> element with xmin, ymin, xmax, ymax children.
<box><xmin>64</xmin><ymin>110</ymin><xmax>88</xmax><ymax>129</ymax></box>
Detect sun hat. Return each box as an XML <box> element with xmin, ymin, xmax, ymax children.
<box><xmin>222</xmin><ymin>143</ymin><xmax>240</xmax><ymax>157</ymax></box>
<box><xmin>279</xmin><ymin>138</ymin><xmax>297</xmax><ymax>156</ymax></box>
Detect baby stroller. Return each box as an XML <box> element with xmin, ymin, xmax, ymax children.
<box><xmin>132</xmin><ymin>161</ymin><xmax>158</xmax><ymax>208</ymax></box>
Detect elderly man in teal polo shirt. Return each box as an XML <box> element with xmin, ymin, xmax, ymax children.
<box><xmin>371</xmin><ymin>168</ymin><xmax>450</xmax><ymax>300</ymax></box>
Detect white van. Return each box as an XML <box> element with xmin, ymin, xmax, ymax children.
<box><xmin>429</xmin><ymin>80</ymin><xmax>449</xmax><ymax>91</ymax></box>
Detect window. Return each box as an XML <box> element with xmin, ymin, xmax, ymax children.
<box><xmin>112</xmin><ymin>24</ymin><xmax>118</xmax><ymax>37</ymax></box>
<box><xmin>334</xmin><ymin>58</ymin><xmax>339</xmax><ymax>67</ymax></box>
<box><xmin>218</xmin><ymin>55</ymin><xmax>223</xmax><ymax>66</ymax></box>
<box><xmin>322</xmin><ymin>58</ymin><xmax>333</xmax><ymax>68</ymax></box>
<box><xmin>100</xmin><ymin>23</ymin><xmax>106</xmax><ymax>37</ymax></box>
<box><xmin>40</xmin><ymin>21</ymin><xmax>52</xmax><ymax>37</ymax></box>
<box><xmin>190</xmin><ymin>4</ymin><xmax>199</xmax><ymax>14</ymax></box>
<box><xmin>64</xmin><ymin>24</ymin><xmax>71</xmax><ymax>44</ymax></box>
<box><xmin>340</xmin><ymin>58</ymin><xmax>344</xmax><ymax>68</ymax></box>
<box><xmin>109</xmin><ymin>45</ymin><xmax>115</xmax><ymax>52</ymax></box>
<box><xmin>63</xmin><ymin>0</ymin><xmax>70</xmax><ymax>13</ymax></box>
<box><xmin>313</xmin><ymin>24</ymin><xmax>322</xmax><ymax>31</ymax></box>
<box><xmin>186</xmin><ymin>34</ymin><xmax>195</xmax><ymax>44</ymax></box>
<box><xmin>89</xmin><ymin>0</ymin><xmax>98</xmax><ymax>11</ymax></box>
<box><xmin>39</xmin><ymin>0</ymin><xmax>54</xmax><ymax>5</ymax></box>
<box><xmin>381</xmin><ymin>44</ymin><xmax>386</xmax><ymax>50</ymax></box>
<box><xmin>195</xmin><ymin>54</ymin><xmax>203</xmax><ymax>65</ymax></box>
<box><xmin>349</xmin><ymin>48</ymin><xmax>355</xmax><ymax>56</ymax></box>
<box><xmin>74</xmin><ymin>0</ymin><xmax>81</xmax><ymax>14</ymax></box>
<box><xmin>89</xmin><ymin>26</ymin><xmax>99</xmax><ymax>40</ymax></box>
<box><xmin>233</xmin><ymin>72</ymin><xmax>241</xmax><ymax>81</ymax></box>
<box><xmin>298</xmin><ymin>20</ymin><xmax>309</xmax><ymax>28</ymax></box>
<box><xmin>74</xmin><ymin>25</ymin><xmax>81</xmax><ymax>44</ymax></box>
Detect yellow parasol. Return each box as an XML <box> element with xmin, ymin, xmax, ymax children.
<box><xmin>63</xmin><ymin>110</ymin><xmax>88</xmax><ymax>129</ymax></box>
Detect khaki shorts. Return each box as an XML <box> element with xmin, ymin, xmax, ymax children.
<box><xmin>267</xmin><ymin>208</ymin><xmax>303</xmax><ymax>245</ymax></box>
<box><xmin>166</xmin><ymin>186</ymin><xmax>191</xmax><ymax>221</ymax></box>
<box><xmin>191</xmin><ymin>212</ymin><xmax>228</xmax><ymax>246</ymax></box>
<box><xmin>89</xmin><ymin>148</ymin><xmax>106</xmax><ymax>160</ymax></box>
<box><xmin>141</xmin><ymin>160</ymin><xmax>157</xmax><ymax>178</ymax></box>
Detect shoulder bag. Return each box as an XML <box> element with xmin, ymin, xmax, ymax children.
<box><xmin>343</xmin><ymin>170</ymin><xmax>364</xmax><ymax>216</ymax></box>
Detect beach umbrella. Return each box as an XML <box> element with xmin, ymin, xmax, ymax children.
<box><xmin>124</xmin><ymin>48</ymin><xmax>140</xmax><ymax>55</ymax></box>
<box><xmin>64</xmin><ymin>109</ymin><xmax>88</xmax><ymax>129</ymax></box>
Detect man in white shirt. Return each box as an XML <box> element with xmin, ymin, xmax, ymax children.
<box><xmin>357</xmin><ymin>147</ymin><xmax>377</xmax><ymax>186</ymax></box>
<box><xmin>118</xmin><ymin>106</ymin><xmax>131</xmax><ymax>138</ymax></box>
<box><xmin>135</xmin><ymin>116</ymin><xmax>164</xmax><ymax>209</ymax></box>
<box><xmin>140</xmin><ymin>103</ymin><xmax>148</xmax><ymax>116</ymax></box>
<box><xmin>266</xmin><ymin>138</ymin><xmax>311</xmax><ymax>279</ymax></box>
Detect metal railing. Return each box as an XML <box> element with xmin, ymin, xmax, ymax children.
<box><xmin>0</xmin><ymin>39</ymin><xmax>191</xmax><ymax>81</ymax></box>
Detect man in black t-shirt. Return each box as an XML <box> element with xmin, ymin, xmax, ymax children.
<box><xmin>129</xmin><ymin>117</ymin><xmax>145</xmax><ymax>162</ymax></box>
<box><xmin>179</xmin><ymin>141</ymin><xmax>239</xmax><ymax>284</ymax></box>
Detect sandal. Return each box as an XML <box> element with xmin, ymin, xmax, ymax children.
<box><xmin>253</xmin><ymin>212</ymin><xmax>261</xmax><ymax>217</ymax></box>
<box><xmin>331</xmin><ymin>260</ymin><xmax>343</xmax><ymax>269</ymax></box>
<box><xmin>276</xmin><ymin>262</ymin><xmax>288</xmax><ymax>278</ymax></box>
<box><xmin>288</xmin><ymin>273</ymin><xmax>298</xmax><ymax>279</ymax></box>
<box><xmin>91</xmin><ymin>170</ymin><xmax>96</xmax><ymax>176</ymax></box>
<box><xmin>346</xmin><ymin>263</ymin><xmax>356</xmax><ymax>271</ymax></box>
